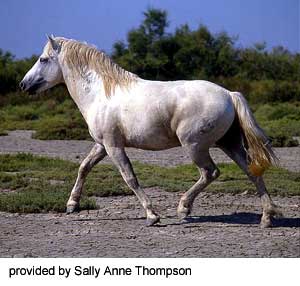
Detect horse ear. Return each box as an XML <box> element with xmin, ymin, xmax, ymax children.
<box><xmin>46</xmin><ymin>34</ymin><xmax>61</xmax><ymax>54</ymax></box>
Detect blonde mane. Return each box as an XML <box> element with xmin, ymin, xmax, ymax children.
<box><xmin>46</xmin><ymin>37</ymin><xmax>138</xmax><ymax>97</ymax></box>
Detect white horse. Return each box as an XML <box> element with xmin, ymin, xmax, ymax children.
<box><xmin>20</xmin><ymin>36</ymin><xmax>281</xmax><ymax>227</ymax></box>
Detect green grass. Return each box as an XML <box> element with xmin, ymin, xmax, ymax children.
<box><xmin>0</xmin><ymin>154</ymin><xmax>96</xmax><ymax>213</ymax></box>
<box><xmin>0</xmin><ymin>153</ymin><xmax>299</xmax><ymax>213</ymax></box>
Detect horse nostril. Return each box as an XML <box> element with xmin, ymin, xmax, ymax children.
<box><xmin>19</xmin><ymin>81</ymin><xmax>26</xmax><ymax>91</ymax></box>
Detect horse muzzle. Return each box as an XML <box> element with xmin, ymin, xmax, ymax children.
<box><xmin>19</xmin><ymin>78</ymin><xmax>46</xmax><ymax>94</ymax></box>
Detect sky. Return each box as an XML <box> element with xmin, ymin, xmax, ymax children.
<box><xmin>0</xmin><ymin>0</ymin><xmax>299</xmax><ymax>58</ymax></box>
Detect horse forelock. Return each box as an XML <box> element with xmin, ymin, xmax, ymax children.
<box><xmin>47</xmin><ymin>37</ymin><xmax>138</xmax><ymax>97</ymax></box>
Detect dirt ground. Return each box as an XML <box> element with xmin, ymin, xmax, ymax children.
<box><xmin>0</xmin><ymin>131</ymin><xmax>299</xmax><ymax>257</ymax></box>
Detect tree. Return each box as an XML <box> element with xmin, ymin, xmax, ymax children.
<box><xmin>112</xmin><ymin>8</ymin><xmax>171</xmax><ymax>79</ymax></box>
<box><xmin>0</xmin><ymin>50</ymin><xmax>37</xmax><ymax>94</ymax></box>
<box><xmin>143</xmin><ymin>8</ymin><xmax>168</xmax><ymax>40</ymax></box>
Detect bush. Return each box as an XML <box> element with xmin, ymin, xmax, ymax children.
<box><xmin>255</xmin><ymin>103</ymin><xmax>300</xmax><ymax>147</ymax></box>
<box><xmin>247</xmin><ymin>80</ymin><xmax>300</xmax><ymax>104</ymax></box>
<box><xmin>0</xmin><ymin>87</ymin><xmax>91</xmax><ymax>140</ymax></box>
<box><xmin>33</xmin><ymin>114</ymin><xmax>90</xmax><ymax>140</ymax></box>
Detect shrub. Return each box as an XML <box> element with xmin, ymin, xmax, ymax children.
<box><xmin>255</xmin><ymin>103</ymin><xmax>300</xmax><ymax>147</ymax></box>
<box><xmin>33</xmin><ymin>114</ymin><xmax>90</xmax><ymax>140</ymax></box>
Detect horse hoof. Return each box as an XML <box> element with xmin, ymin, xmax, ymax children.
<box><xmin>66</xmin><ymin>204</ymin><xmax>79</xmax><ymax>214</ymax></box>
<box><xmin>146</xmin><ymin>216</ymin><xmax>160</xmax><ymax>227</ymax></box>
<box><xmin>260</xmin><ymin>219</ymin><xmax>272</xmax><ymax>228</ymax></box>
<box><xmin>177</xmin><ymin>207</ymin><xmax>191</xmax><ymax>220</ymax></box>
<box><xmin>177</xmin><ymin>212</ymin><xmax>188</xmax><ymax>220</ymax></box>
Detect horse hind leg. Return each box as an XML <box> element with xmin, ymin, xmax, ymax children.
<box><xmin>218</xmin><ymin>136</ymin><xmax>282</xmax><ymax>228</ymax></box>
<box><xmin>177</xmin><ymin>146</ymin><xmax>220</xmax><ymax>219</ymax></box>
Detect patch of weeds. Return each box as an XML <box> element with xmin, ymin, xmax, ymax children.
<box><xmin>0</xmin><ymin>189</ymin><xmax>96</xmax><ymax>213</ymax></box>
<box><xmin>0</xmin><ymin>154</ymin><xmax>95</xmax><ymax>213</ymax></box>
<box><xmin>0</xmin><ymin>154</ymin><xmax>299</xmax><ymax>213</ymax></box>
<box><xmin>0</xmin><ymin>127</ymin><xmax>8</xmax><ymax>136</ymax></box>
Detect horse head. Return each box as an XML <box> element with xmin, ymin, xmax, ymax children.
<box><xmin>19</xmin><ymin>35</ymin><xmax>63</xmax><ymax>94</ymax></box>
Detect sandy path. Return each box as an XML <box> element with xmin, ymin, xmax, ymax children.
<box><xmin>0</xmin><ymin>190</ymin><xmax>299</xmax><ymax>258</ymax></box>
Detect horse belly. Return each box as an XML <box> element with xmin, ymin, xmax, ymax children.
<box><xmin>122</xmin><ymin>115</ymin><xmax>180</xmax><ymax>150</ymax></box>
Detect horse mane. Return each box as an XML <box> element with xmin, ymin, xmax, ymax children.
<box><xmin>46</xmin><ymin>37</ymin><xmax>138</xmax><ymax>97</ymax></box>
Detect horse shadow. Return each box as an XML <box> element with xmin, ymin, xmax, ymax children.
<box><xmin>178</xmin><ymin>212</ymin><xmax>300</xmax><ymax>228</ymax></box>
<box><xmin>71</xmin><ymin>211</ymin><xmax>299</xmax><ymax>228</ymax></box>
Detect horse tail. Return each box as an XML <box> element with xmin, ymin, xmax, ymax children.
<box><xmin>229</xmin><ymin>91</ymin><xmax>278</xmax><ymax>176</ymax></box>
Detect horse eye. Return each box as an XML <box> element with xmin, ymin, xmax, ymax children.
<box><xmin>40</xmin><ymin>57</ymin><xmax>49</xmax><ymax>63</ymax></box>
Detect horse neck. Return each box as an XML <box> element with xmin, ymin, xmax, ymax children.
<box><xmin>61</xmin><ymin>63</ymin><xmax>105</xmax><ymax>121</ymax></box>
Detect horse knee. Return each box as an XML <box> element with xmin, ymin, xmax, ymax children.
<box><xmin>204</xmin><ymin>166</ymin><xmax>220</xmax><ymax>183</ymax></box>
<box><xmin>212</xmin><ymin>167</ymin><xmax>220</xmax><ymax>180</ymax></box>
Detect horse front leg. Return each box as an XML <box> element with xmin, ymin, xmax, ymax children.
<box><xmin>105</xmin><ymin>145</ymin><xmax>160</xmax><ymax>226</ymax></box>
<box><xmin>66</xmin><ymin>143</ymin><xmax>107</xmax><ymax>213</ymax></box>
